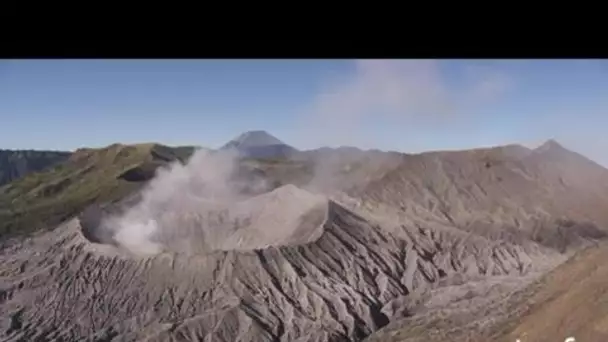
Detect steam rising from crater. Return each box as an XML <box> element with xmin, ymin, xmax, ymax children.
<box><xmin>101</xmin><ymin>149</ymin><xmax>272</xmax><ymax>255</ymax></box>
<box><xmin>100</xmin><ymin>148</ymin><xmax>328</xmax><ymax>255</ymax></box>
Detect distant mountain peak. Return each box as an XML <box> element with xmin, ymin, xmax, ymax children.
<box><xmin>536</xmin><ymin>139</ymin><xmax>564</xmax><ymax>151</ymax></box>
<box><xmin>223</xmin><ymin>131</ymin><xmax>286</xmax><ymax>149</ymax></box>
<box><xmin>533</xmin><ymin>139</ymin><xmax>573</xmax><ymax>156</ymax></box>
<box><xmin>529</xmin><ymin>137</ymin><xmax>607</xmax><ymax>166</ymax></box>
<box><xmin>220</xmin><ymin>130</ymin><xmax>298</xmax><ymax>159</ymax></box>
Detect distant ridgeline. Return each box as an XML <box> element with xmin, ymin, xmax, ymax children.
<box><xmin>0</xmin><ymin>149</ymin><xmax>71</xmax><ymax>186</ymax></box>
<box><xmin>0</xmin><ymin>143</ymin><xmax>196</xmax><ymax>240</ymax></box>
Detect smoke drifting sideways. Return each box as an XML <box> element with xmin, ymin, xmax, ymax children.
<box><xmin>288</xmin><ymin>60</ymin><xmax>515</xmax><ymax>195</ymax></box>
<box><xmin>99</xmin><ymin>148</ymin><xmax>272</xmax><ymax>255</ymax></box>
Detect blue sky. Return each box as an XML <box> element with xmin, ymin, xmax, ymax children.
<box><xmin>1</xmin><ymin>59</ymin><xmax>607</xmax><ymax>163</ymax></box>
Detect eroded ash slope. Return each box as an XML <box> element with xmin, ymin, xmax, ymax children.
<box><xmin>0</xmin><ymin>187</ymin><xmax>567</xmax><ymax>342</ymax></box>
<box><xmin>2</xmin><ymin>140</ymin><xmax>608</xmax><ymax>342</ymax></box>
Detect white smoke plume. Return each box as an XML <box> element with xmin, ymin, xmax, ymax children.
<box><xmin>298</xmin><ymin>59</ymin><xmax>513</xmax><ymax>193</ymax></box>
<box><xmin>94</xmin><ymin>60</ymin><xmax>515</xmax><ymax>255</ymax></box>
<box><xmin>297</xmin><ymin>59</ymin><xmax>512</xmax><ymax>150</ymax></box>
<box><xmin>100</xmin><ymin>148</ymin><xmax>271</xmax><ymax>255</ymax></box>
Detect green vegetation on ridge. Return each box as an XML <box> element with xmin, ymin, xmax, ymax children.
<box><xmin>0</xmin><ymin>143</ymin><xmax>315</xmax><ymax>242</ymax></box>
<box><xmin>0</xmin><ymin>143</ymin><xmax>196</xmax><ymax>241</ymax></box>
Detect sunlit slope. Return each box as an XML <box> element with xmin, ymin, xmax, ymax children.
<box><xmin>0</xmin><ymin>143</ymin><xmax>195</xmax><ymax>240</ymax></box>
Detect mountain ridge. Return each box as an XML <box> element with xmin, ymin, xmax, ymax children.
<box><xmin>0</xmin><ymin>149</ymin><xmax>71</xmax><ymax>187</ymax></box>
<box><xmin>2</xmin><ymin>136</ymin><xmax>608</xmax><ymax>341</ymax></box>
<box><xmin>0</xmin><ymin>143</ymin><xmax>195</xmax><ymax>240</ymax></box>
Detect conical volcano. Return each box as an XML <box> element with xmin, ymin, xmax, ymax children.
<box><xmin>220</xmin><ymin>130</ymin><xmax>298</xmax><ymax>159</ymax></box>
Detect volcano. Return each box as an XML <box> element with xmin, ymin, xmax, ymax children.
<box><xmin>220</xmin><ymin>130</ymin><xmax>299</xmax><ymax>159</ymax></box>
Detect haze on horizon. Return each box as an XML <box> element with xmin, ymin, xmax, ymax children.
<box><xmin>1</xmin><ymin>59</ymin><xmax>607</xmax><ymax>164</ymax></box>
